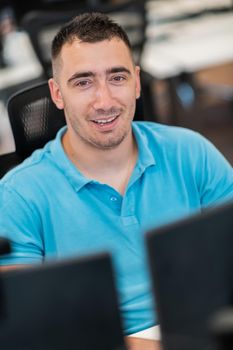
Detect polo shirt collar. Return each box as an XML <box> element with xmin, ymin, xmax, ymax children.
<box><xmin>50</xmin><ymin>123</ymin><xmax>156</xmax><ymax>192</ymax></box>
<box><xmin>50</xmin><ymin>126</ymin><xmax>91</xmax><ymax>192</ymax></box>
<box><xmin>132</xmin><ymin>122</ymin><xmax>156</xmax><ymax>171</ymax></box>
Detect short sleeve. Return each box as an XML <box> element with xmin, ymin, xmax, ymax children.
<box><xmin>0</xmin><ymin>182</ymin><xmax>44</xmax><ymax>266</ymax></box>
<box><xmin>196</xmin><ymin>135</ymin><xmax>233</xmax><ymax>206</ymax></box>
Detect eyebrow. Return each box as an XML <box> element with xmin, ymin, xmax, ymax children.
<box><xmin>67</xmin><ymin>66</ymin><xmax>131</xmax><ymax>84</ymax></box>
<box><xmin>67</xmin><ymin>71</ymin><xmax>94</xmax><ymax>84</ymax></box>
<box><xmin>106</xmin><ymin>66</ymin><xmax>131</xmax><ymax>75</ymax></box>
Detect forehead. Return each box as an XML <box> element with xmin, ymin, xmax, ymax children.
<box><xmin>58</xmin><ymin>38</ymin><xmax>134</xmax><ymax>76</ymax></box>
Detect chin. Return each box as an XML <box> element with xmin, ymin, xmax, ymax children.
<box><xmin>92</xmin><ymin>134</ymin><xmax>127</xmax><ymax>150</ymax></box>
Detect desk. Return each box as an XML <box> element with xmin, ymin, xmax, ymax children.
<box><xmin>0</xmin><ymin>30</ymin><xmax>43</xmax><ymax>90</ymax></box>
<box><xmin>141</xmin><ymin>6</ymin><xmax>233</xmax><ymax>124</ymax></box>
<box><xmin>0</xmin><ymin>30</ymin><xmax>43</xmax><ymax>155</ymax></box>
<box><xmin>0</xmin><ymin>62</ymin><xmax>42</xmax><ymax>91</ymax></box>
<box><xmin>142</xmin><ymin>11</ymin><xmax>233</xmax><ymax>79</ymax></box>
<box><xmin>0</xmin><ymin>100</ymin><xmax>14</xmax><ymax>155</ymax></box>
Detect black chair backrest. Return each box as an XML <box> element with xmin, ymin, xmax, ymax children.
<box><xmin>21</xmin><ymin>0</ymin><xmax>147</xmax><ymax>78</ymax></box>
<box><xmin>7</xmin><ymin>81</ymin><xmax>66</xmax><ymax>160</ymax></box>
<box><xmin>0</xmin><ymin>152</ymin><xmax>22</xmax><ymax>179</ymax></box>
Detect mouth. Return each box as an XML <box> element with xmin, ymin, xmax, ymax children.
<box><xmin>91</xmin><ymin>115</ymin><xmax>119</xmax><ymax>125</ymax></box>
<box><xmin>90</xmin><ymin>114</ymin><xmax>120</xmax><ymax>130</ymax></box>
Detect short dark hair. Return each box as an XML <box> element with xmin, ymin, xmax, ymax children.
<box><xmin>51</xmin><ymin>12</ymin><xmax>132</xmax><ymax>61</ymax></box>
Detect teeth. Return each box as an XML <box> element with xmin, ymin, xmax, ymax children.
<box><xmin>94</xmin><ymin>116</ymin><xmax>117</xmax><ymax>124</ymax></box>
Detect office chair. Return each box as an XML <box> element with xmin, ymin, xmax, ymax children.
<box><xmin>20</xmin><ymin>0</ymin><xmax>147</xmax><ymax>79</ymax></box>
<box><xmin>0</xmin><ymin>152</ymin><xmax>22</xmax><ymax>178</ymax></box>
<box><xmin>1</xmin><ymin>82</ymin><xmax>65</xmax><ymax>178</ymax></box>
<box><xmin>6</xmin><ymin>81</ymin><xmax>66</xmax><ymax>161</ymax></box>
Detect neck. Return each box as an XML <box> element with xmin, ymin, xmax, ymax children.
<box><xmin>62</xmin><ymin>127</ymin><xmax>138</xmax><ymax>195</ymax></box>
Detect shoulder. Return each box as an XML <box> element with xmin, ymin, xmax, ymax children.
<box><xmin>132</xmin><ymin>121</ymin><xmax>211</xmax><ymax>153</ymax></box>
<box><xmin>133</xmin><ymin>122</ymin><xmax>233</xmax><ymax>205</ymax></box>
<box><xmin>0</xmin><ymin>143</ymin><xmax>56</xmax><ymax>199</ymax></box>
<box><xmin>133</xmin><ymin>121</ymin><xmax>202</xmax><ymax>139</ymax></box>
<box><xmin>1</xmin><ymin>126</ymin><xmax>67</xmax><ymax>190</ymax></box>
<box><xmin>133</xmin><ymin>121</ymin><xmax>233</xmax><ymax>174</ymax></box>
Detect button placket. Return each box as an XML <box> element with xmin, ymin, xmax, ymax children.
<box><xmin>120</xmin><ymin>188</ymin><xmax>138</xmax><ymax>226</ymax></box>
<box><xmin>121</xmin><ymin>188</ymin><xmax>135</xmax><ymax>217</ymax></box>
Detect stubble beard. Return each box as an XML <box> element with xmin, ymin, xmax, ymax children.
<box><xmin>69</xmin><ymin>105</ymin><xmax>135</xmax><ymax>150</ymax></box>
<box><xmin>80</xmin><ymin>125</ymin><xmax>130</xmax><ymax>150</ymax></box>
<box><xmin>69</xmin><ymin>117</ymin><xmax>132</xmax><ymax>151</ymax></box>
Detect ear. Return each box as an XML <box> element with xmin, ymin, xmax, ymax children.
<box><xmin>135</xmin><ymin>65</ymin><xmax>141</xmax><ymax>99</ymax></box>
<box><xmin>48</xmin><ymin>78</ymin><xmax>64</xmax><ymax>110</ymax></box>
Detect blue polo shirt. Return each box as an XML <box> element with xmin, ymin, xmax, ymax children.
<box><xmin>1</xmin><ymin>122</ymin><xmax>233</xmax><ymax>334</ymax></box>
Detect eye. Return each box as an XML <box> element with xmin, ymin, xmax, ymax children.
<box><xmin>111</xmin><ymin>75</ymin><xmax>127</xmax><ymax>84</ymax></box>
<box><xmin>75</xmin><ymin>80</ymin><xmax>92</xmax><ymax>88</ymax></box>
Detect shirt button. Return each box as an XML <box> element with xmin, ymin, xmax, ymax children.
<box><xmin>110</xmin><ymin>196</ymin><xmax>118</xmax><ymax>202</ymax></box>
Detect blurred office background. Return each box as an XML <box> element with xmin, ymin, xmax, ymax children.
<box><xmin>0</xmin><ymin>0</ymin><xmax>233</xmax><ymax>165</ymax></box>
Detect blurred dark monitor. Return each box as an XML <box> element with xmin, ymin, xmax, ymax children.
<box><xmin>0</xmin><ymin>252</ymin><xmax>126</xmax><ymax>350</ymax></box>
<box><xmin>146</xmin><ymin>199</ymin><xmax>233</xmax><ymax>350</ymax></box>
<box><xmin>0</xmin><ymin>238</ymin><xmax>11</xmax><ymax>255</ymax></box>
<box><xmin>211</xmin><ymin>307</ymin><xmax>233</xmax><ymax>350</ymax></box>
<box><xmin>8</xmin><ymin>0</ymin><xmax>101</xmax><ymax>23</ymax></box>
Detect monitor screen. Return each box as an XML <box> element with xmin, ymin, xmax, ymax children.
<box><xmin>146</xmin><ymin>200</ymin><xmax>233</xmax><ymax>350</ymax></box>
<box><xmin>0</xmin><ymin>252</ymin><xmax>126</xmax><ymax>350</ymax></box>
<box><xmin>0</xmin><ymin>238</ymin><xmax>11</xmax><ymax>255</ymax></box>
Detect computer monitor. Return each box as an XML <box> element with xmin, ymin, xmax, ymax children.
<box><xmin>146</xmin><ymin>200</ymin><xmax>233</xmax><ymax>350</ymax></box>
<box><xmin>0</xmin><ymin>238</ymin><xmax>11</xmax><ymax>255</ymax></box>
<box><xmin>211</xmin><ymin>306</ymin><xmax>233</xmax><ymax>350</ymax></box>
<box><xmin>0</xmin><ymin>252</ymin><xmax>126</xmax><ymax>350</ymax></box>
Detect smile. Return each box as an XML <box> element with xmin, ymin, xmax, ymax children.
<box><xmin>91</xmin><ymin>115</ymin><xmax>119</xmax><ymax>126</ymax></box>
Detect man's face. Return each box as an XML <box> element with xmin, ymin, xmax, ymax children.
<box><xmin>49</xmin><ymin>38</ymin><xmax>141</xmax><ymax>150</ymax></box>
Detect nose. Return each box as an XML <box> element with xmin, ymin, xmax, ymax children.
<box><xmin>92</xmin><ymin>81</ymin><xmax>114</xmax><ymax>111</ymax></box>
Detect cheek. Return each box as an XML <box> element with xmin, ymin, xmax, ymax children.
<box><xmin>113</xmin><ymin>86</ymin><xmax>137</xmax><ymax>105</ymax></box>
<box><xmin>128</xmin><ymin>100</ymin><xmax>137</xmax><ymax>120</ymax></box>
<box><xmin>64</xmin><ymin>94</ymin><xmax>90</xmax><ymax>117</ymax></box>
<box><xmin>123</xmin><ymin>89</ymin><xmax>137</xmax><ymax>111</ymax></box>
<box><xmin>75</xmin><ymin>92</ymin><xmax>94</xmax><ymax>112</ymax></box>
<box><xmin>115</xmin><ymin>91</ymin><xmax>136</xmax><ymax>121</ymax></box>
<box><xmin>65</xmin><ymin>101</ymin><xmax>96</xmax><ymax>132</ymax></box>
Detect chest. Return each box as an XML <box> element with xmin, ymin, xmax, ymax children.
<box><xmin>38</xmin><ymin>168</ymin><xmax>201</xmax><ymax>259</ymax></box>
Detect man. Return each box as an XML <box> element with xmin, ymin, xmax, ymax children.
<box><xmin>0</xmin><ymin>12</ymin><xmax>233</xmax><ymax>348</ymax></box>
